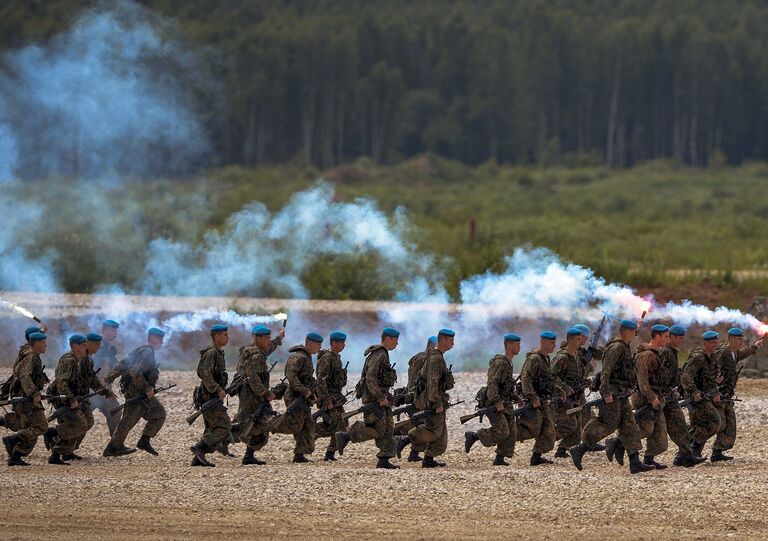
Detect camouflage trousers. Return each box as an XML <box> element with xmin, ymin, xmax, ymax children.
<box><xmin>477</xmin><ymin>409</ymin><xmax>517</xmax><ymax>458</ymax></box>
<box><xmin>271</xmin><ymin>406</ymin><xmax>315</xmax><ymax>455</ymax></box>
<box><xmin>713</xmin><ymin>401</ymin><xmax>737</xmax><ymax>451</ymax></box>
<box><xmin>200</xmin><ymin>404</ymin><xmax>232</xmax><ymax>448</ymax></box>
<box><xmin>554</xmin><ymin>406</ymin><xmax>582</xmax><ymax>450</ymax></box>
<box><xmin>2</xmin><ymin>405</ymin><xmax>21</xmax><ymax>432</ymax></box>
<box><xmin>687</xmin><ymin>400</ymin><xmax>721</xmax><ymax>444</ymax></box>
<box><xmin>516</xmin><ymin>404</ymin><xmax>556</xmax><ymax>454</ymax></box>
<box><xmin>581</xmin><ymin>397</ymin><xmax>642</xmax><ymax>454</ymax></box>
<box><xmin>663</xmin><ymin>402</ymin><xmax>692</xmax><ymax>455</ymax></box>
<box><xmin>635</xmin><ymin>407</ymin><xmax>668</xmax><ymax>457</ymax></box>
<box><xmin>347</xmin><ymin>408</ymin><xmax>395</xmax><ymax>459</ymax></box>
<box><xmin>53</xmin><ymin>406</ymin><xmax>89</xmax><ymax>455</ymax></box>
<box><xmin>407</xmin><ymin>412</ymin><xmax>447</xmax><ymax>458</ymax></box>
<box><xmin>235</xmin><ymin>397</ymin><xmax>271</xmax><ymax>452</ymax></box>
<box><xmin>394</xmin><ymin>415</ymin><xmax>427</xmax><ymax>454</ymax></box>
<box><xmin>110</xmin><ymin>397</ymin><xmax>166</xmax><ymax>448</ymax></box>
<box><xmin>89</xmin><ymin>393</ymin><xmax>121</xmax><ymax>436</ymax></box>
<box><xmin>314</xmin><ymin>407</ymin><xmax>349</xmax><ymax>453</ymax></box>
<box><xmin>74</xmin><ymin>403</ymin><xmax>95</xmax><ymax>450</ymax></box>
<box><xmin>13</xmin><ymin>402</ymin><xmax>47</xmax><ymax>456</ymax></box>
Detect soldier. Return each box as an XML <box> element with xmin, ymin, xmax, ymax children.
<box><xmin>315</xmin><ymin>331</ymin><xmax>350</xmax><ymax>462</ymax></box>
<box><xmin>89</xmin><ymin>320</ymin><xmax>121</xmax><ymax>436</ymax></box>
<box><xmin>271</xmin><ymin>332</ymin><xmax>322</xmax><ymax>463</ymax></box>
<box><xmin>190</xmin><ymin>324</ymin><xmax>232</xmax><ymax>467</ymax></box>
<box><xmin>233</xmin><ymin>324</ymin><xmax>283</xmax><ymax>465</ymax></box>
<box><xmin>516</xmin><ymin>331</ymin><xmax>563</xmax><ymax>466</ymax></box>
<box><xmin>103</xmin><ymin>327</ymin><xmax>167</xmax><ymax>458</ymax></box>
<box><xmin>1</xmin><ymin>325</ymin><xmax>46</xmax><ymax>432</ymax></box>
<box><xmin>396</xmin><ymin>328</ymin><xmax>455</xmax><ymax>468</ymax></box>
<box><xmin>464</xmin><ymin>333</ymin><xmax>521</xmax><ymax>466</ymax></box>
<box><xmin>552</xmin><ymin>327</ymin><xmax>587</xmax><ymax>459</ymax></box>
<box><xmin>681</xmin><ymin>331</ymin><xmax>725</xmax><ymax>460</ymax></box>
<box><xmin>710</xmin><ymin>327</ymin><xmax>763</xmax><ymax>461</ymax></box>
<box><xmin>633</xmin><ymin>324</ymin><xmax>671</xmax><ymax>469</ymax></box>
<box><xmin>573</xmin><ymin>323</ymin><xmax>605</xmax><ymax>452</ymax></box>
<box><xmin>2</xmin><ymin>332</ymin><xmax>49</xmax><ymax>466</ymax></box>
<box><xmin>570</xmin><ymin>320</ymin><xmax>654</xmax><ymax>474</ymax></box>
<box><xmin>661</xmin><ymin>325</ymin><xmax>703</xmax><ymax>467</ymax></box>
<box><xmin>335</xmin><ymin>327</ymin><xmax>400</xmax><ymax>469</ymax></box>
<box><xmin>395</xmin><ymin>336</ymin><xmax>437</xmax><ymax>463</ymax></box>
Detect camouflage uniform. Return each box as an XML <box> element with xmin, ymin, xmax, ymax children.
<box><xmin>6</xmin><ymin>348</ymin><xmax>48</xmax><ymax>456</ymax></box>
<box><xmin>632</xmin><ymin>344</ymin><xmax>668</xmax><ymax>456</ymax></box>
<box><xmin>89</xmin><ymin>338</ymin><xmax>121</xmax><ymax>435</ymax></box>
<box><xmin>712</xmin><ymin>343</ymin><xmax>758</xmax><ymax>451</ymax></box>
<box><xmin>234</xmin><ymin>338</ymin><xmax>280</xmax><ymax>452</ymax></box>
<box><xmin>407</xmin><ymin>348</ymin><xmax>451</xmax><ymax>458</ymax></box>
<box><xmin>393</xmin><ymin>351</ymin><xmax>429</xmax><ymax>455</ymax></box>
<box><xmin>476</xmin><ymin>354</ymin><xmax>518</xmax><ymax>457</ymax></box>
<box><xmin>551</xmin><ymin>347</ymin><xmax>585</xmax><ymax>451</ymax></box>
<box><xmin>1</xmin><ymin>344</ymin><xmax>34</xmax><ymax>432</ymax></box>
<box><xmin>105</xmin><ymin>345</ymin><xmax>166</xmax><ymax>448</ymax></box>
<box><xmin>659</xmin><ymin>344</ymin><xmax>693</xmax><ymax>456</ymax></box>
<box><xmin>314</xmin><ymin>349</ymin><xmax>349</xmax><ymax>454</ymax></box>
<box><xmin>196</xmin><ymin>346</ymin><xmax>231</xmax><ymax>449</ymax></box>
<box><xmin>271</xmin><ymin>345</ymin><xmax>316</xmax><ymax>455</ymax></box>
<box><xmin>681</xmin><ymin>348</ymin><xmax>722</xmax><ymax>444</ymax></box>
<box><xmin>517</xmin><ymin>349</ymin><xmax>560</xmax><ymax>454</ymax></box>
<box><xmin>581</xmin><ymin>337</ymin><xmax>642</xmax><ymax>453</ymax></box>
<box><xmin>347</xmin><ymin>345</ymin><xmax>397</xmax><ymax>458</ymax></box>
<box><xmin>573</xmin><ymin>342</ymin><xmax>602</xmax><ymax>427</ymax></box>
<box><xmin>52</xmin><ymin>352</ymin><xmax>99</xmax><ymax>456</ymax></box>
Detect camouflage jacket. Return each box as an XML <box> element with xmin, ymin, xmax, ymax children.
<box><xmin>106</xmin><ymin>345</ymin><xmax>160</xmax><ymax>399</ymax></box>
<box><xmin>92</xmin><ymin>339</ymin><xmax>119</xmax><ymax>373</ymax></box>
<box><xmin>55</xmin><ymin>352</ymin><xmax>95</xmax><ymax>399</ymax></box>
<box><xmin>197</xmin><ymin>346</ymin><xmax>228</xmax><ymax>401</ymax></box>
<box><xmin>552</xmin><ymin>347</ymin><xmax>585</xmax><ymax>396</ymax></box>
<box><xmin>599</xmin><ymin>337</ymin><xmax>636</xmax><ymax>396</ymax></box>
<box><xmin>713</xmin><ymin>343</ymin><xmax>758</xmax><ymax>397</ymax></box>
<box><xmin>407</xmin><ymin>350</ymin><xmax>429</xmax><ymax>393</ymax></box>
<box><xmin>284</xmin><ymin>345</ymin><xmax>315</xmax><ymax>404</ymax></box>
<box><xmin>360</xmin><ymin>345</ymin><xmax>396</xmax><ymax>404</ymax></box>
<box><xmin>682</xmin><ymin>347</ymin><xmax>719</xmax><ymax>396</ymax></box>
<box><xmin>13</xmin><ymin>350</ymin><xmax>46</xmax><ymax>398</ymax></box>
<box><xmin>315</xmin><ymin>349</ymin><xmax>347</xmax><ymax>406</ymax></box>
<box><xmin>560</xmin><ymin>341</ymin><xmax>602</xmax><ymax>379</ymax></box>
<box><xmin>415</xmin><ymin>348</ymin><xmax>449</xmax><ymax>411</ymax></box>
<box><xmin>659</xmin><ymin>344</ymin><xmax>690</xmax><ymax>392</ymax></box>
<box><xmin>634</xmin><ymin>343</ymin><xmax>664</xmax><ymax>405</ymax></box>
<box><xmin>485</xmin><ymin>354</ymin><xmax>517</xmax><ymax>405</ymax></box>
<box><xmin>236</xmin><ymin>338</ymin><xmax>280</xmax><ymax>400</ymax></box>
<box><xmin>521</xmin><ymin>349</ymin><xmax>564</xmax><ymax>402</ymax></box>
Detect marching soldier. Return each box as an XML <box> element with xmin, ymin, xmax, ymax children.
<box><xmin>1</xmin><ymin>325</ymin><xmax>46</xmax><ymax>432</ymax></box>
<box><xmin>103</xmin><ymin>327</ymin><xmax>167</xmax><ymax>458</ymax></box>
<box><xmin>552</xmin><ymin>327</ymin><xmax>587</xmax><ymax>459</ymax></box>
<box><xmin>464</xmin><ymin>333</ymin><xmax>521</xmax><ymax>466</ymax></box>
<box><xmin>573</xmin><ymin>323</ymin><xmax>605</xmax><ymax>452</ymax></box>
<box><xmin>335</xmin><ymin>327</ymin><xmax>400</xmax><ymax>469</ymax></box>
<box><xmin>89</xmin><ymin>319</ymin><xmax>122</xmax><ymax>436</ymax></box>
<box><xmin>314</xmin><ymin>331</ymin><xmax>350</xmax><ymax>462</ymax></box>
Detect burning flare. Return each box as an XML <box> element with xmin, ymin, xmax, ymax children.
<box><xmin>0</xmin><ymin>300</ymin><xmax>41</xmax><ymax>322</ymax></box>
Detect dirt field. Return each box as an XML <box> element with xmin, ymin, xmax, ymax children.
<box><xmin>2</xmin><ymin>372</ymin><xmax>768</xmax><ymax>540</ymax></box>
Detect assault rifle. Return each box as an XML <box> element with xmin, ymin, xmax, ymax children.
<box><xmin>342</xmin><ymin>401</ymin><xmax>387</xmax><ymax>421</ymax></box>
<box><xmin>47</xmin><ymin>389</ymin><xmax>109</xmax><ymax>422</ymax></box>
<box><xmin>271</xmin><ymin>395</ymin><xmax>313</xmax><ymax>430</ymax></box>
<box><xmin>633</xmin><ymin>391</ymin><xmax>676</xmax><ymax>419</ymax></box>
<box><xmin>583</xmin><ymin>315</ymin><xmax>608</xmax><ymax>365</ymax></box>
<box><xmin>407</xmin><ymin>400</ymin><xmax>465</xmax><ymax>426</ymax></box>
<box><xmin>459</xmin><ymin>401</ymin><xmax>514</xmax><ymax>425</ymax></box>
<box><xmin>186</xmin><ymin>378</ymin><xmax>249</xmax><ymax>425</ymax></box>
<box><xmin>0</xmin><ymin>394</ymin><xmax>65</xmax><ymax>408</ymax></box>
<box><xmin>238</xmin><ymin>400</ymin><xmax>278</xmax><ymax>440</ymax></box>
<box><xmin>312</xmin><ymin>390</ymin><xmax>354</xmax><ymax>424</ymax></box>
<box><xmin>565</xmin><ymin>391</ymin><xmax>632</xmax><ymax>417</ymax></box>
<box><xmin>108</xmin><ymin>383</ymin><xmax>177</xmax><ymax>415</ymax></box>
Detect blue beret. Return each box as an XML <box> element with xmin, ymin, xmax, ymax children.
<box><xmin>438</xmin><ymin>328</ymin><xmax>455</xmax><ymax>337</ymax></box>
<box><xmin>574</xmin><ymin>324</ymin><xmax>590</xmax><ymax>335</ymax></box>
<box><xmin>669</xmin><ymin>325</ymin><xmax>686</xmax><ymax>336</ymax></box>
<box><xmin>504</xmin><ymin>333</ymin><xmax>521</xmax><ymax>342</ymax></box>
<box><xmin>103</xmin><ymin>320</ymin><xmax>120</xmax><ymax>328</ymax></box>
<box><xmin>728</xmin><ymin>327</ymin><xmax>744</xmax><ymax>337</ymax></box>
<box><xmin>251</xmin><ymin>325</ymin><xmax>271</xmax><ymax>336</ymax></box>
<box><xmin>210</xmin><ymin>324</ymin><xmax>228</xmax><ymax>333</ymax></box>
<box><xmin>28</xmin><ymin>332</ymin><xmax>46</xmax><ymax>342</ymax></box>
<box><xmin>148</xmin><ymin>327</ymin><xmax>165</xmax><ymax>338</ymax></box>
<box><xmin>69</xmin><ymin>334</ymin><xmax>86</xmax><ymax>345</ymax></box>
<box><xmin>25</xmin><ymin>326</ymin><xmax>41</xmax><ymax>339</ymax></box>
<box><xmin>651</xmin><ymin>324</ymin><xmax>669</xmax><ymax>333</ymax></box>
<box><xmin>703</xmin><ymin>330</ymin><xmax>720</xmax><ymax>341</ymax></box>
<box><xmin>620</xmin><ymin>319</ymin><xmax>638</xmax><ymax>331</ymax></box>
<box><xmin>540</xmin><ymin>331</ymin><xmax>557</xmax><ymax>340</ymax></box>
<box><xmin>427</xmin><ymin>336</ymin><xmax>438</xmax><ymax>345</ymax></box>
<box><xmin>566</xmin><ymin>327</ymin><xmax>583</xmax><ymax>337</ymax></box>
<box><xmin>330</xmin><ymin>331</ymin><xmax>347</xmax><ymax>342</ymax></box>
<box><xmin>382</xmin><ymin>327</ymin><xmax>400</xmax><ymax>338</ymax></box>
<box><xmin>306</xmin><ymin>332</ymin><xmax>324</xmax><ymax>343</ymax></box>
<box><xmin>86</xmin><ymin>333</ymin><xmax>102</xmax><ymax>342</ymax></box>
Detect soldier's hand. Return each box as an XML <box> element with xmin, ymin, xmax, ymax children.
<box><xmin>672</xmin><ymin>390</ymin><xmax>680</xmax><ymax>401</ymax></box>
<box><xmin>40</xmin><ymin>323</ymin><xmax>48</xmax><ymax>333</ymax></box>
<box><xmin>693</xmin><ymin>391</ymin><xmax>702</xmax><ymax>402</ymax></box>
<box><xmin>435</xmin><ymin>405</ymin><xmax>444</xmax><ymax>414</ymax></box>
<box><xmin>218</xmin><ymin>388</ymin><xmax>227</xmax><ymax>401</ymax></box>
<box><xmin>495</xmin><ymin>402</ymin><xmax>505</xmax><ymax>412</ymax></box>
<box><xmin>266</xmin><ymin>392</ymin><xmax>275</xmax><ymax>401</ymax></box>
<box><xmin>756</xmin><ymin>338</ymin><xmax>764</xmax><ymax>349</ymax></box>
<box><xmin>713</xmin><ymin>393</ymin><xmax>721</xmax><ymax>403</ymax></box>
<box><xmin>651</xmin><ymin>397</ymin><xmax>660</xmax><ymax>409</ymax></box>
<box><xmin>71</xmin><ymin>400</ymin><xmax>79</xmax><ymax>409</ymax></box>
<box><xmin>532</xmin><ymin>398</ymin><xmax>541</xmax><ymax>409</ymax></box>
<box><xmin>327</xmin><ymin>402</ymin><xmax>335</xmax><ymax>410</ymax></box>
<box><xmin>146</xmin><ymin>389</ymin><xmax>155</xmax><ymax>400</ymax></box>
<box><xmin>33</xmin><ymin>394</ymin><xmax>41</xmax><ymax>404</ymax></box>
<box><xmin>278</xmin><ymin>329</ymin><xmax>286</xmax><ymax>340</ymax></box>
<box><xmin>107</xmin><ymin>391</ymin><xmax>117</xmax><ymax>401</ymax></box>
<box><xmin>379</xmin><ymin>398</ymin><xmax>389</xmax><ymax>407</ymax></box>
<box><xmin>566</xmin><ymin>388</ymin><xmax>573</xmax><ymax>397</ymax></box>
<box><xmin>303</xmin><ymin>389</ymin><xmax>312</xmax><ymax>399</ymax></box>
<box><xmin>716</xmin><ymin>374</ymin><xmax>724</xmax><ymax>384</ymax></box>
<box><xmin>604</xmin><ymin>394</ymin><xmax>613</xmax><ymax>404</ymax></box>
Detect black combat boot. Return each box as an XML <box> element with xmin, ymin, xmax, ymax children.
<box><xmin>493</xmin><ymin>454</ymin><xmax>509</xmax><ymax>466</ymax></box>
<box><xmin>241</xmin><ymin>448</ymin><xmax>265</xmax><ymax>465</ymax></box>
<box><xmin>103</xmin><ymin>443</ymin><xmax>137</xmax><ymax>457</ymax></box>
<box><xmin>672</xmin><ymin>452</ymin><xmax>700</xmax><ymax>468</ymax></box>
<box><xmin>376</xmin><ymin>457</ymin><xmax>400</xmax><ymax>469</ymax></box>
<box><xmin>324</xmin><ymin>450</ymin><xmax>337</xmax><ymax>462</ymax></box>
<box><xmin>407</xmin><ymin>449</ymin><xmax>423</xmax><ymax>462</ymax></box>
<box><xmin>464</xmin><ymin>431</ymin><xmax>479</xmax><ymax>454</ymax></box>
<box><xmin>334</xmin><ymin>432</ymin><xmax>350</xmax><ymax>456</ymax></box>
<box><xmin>422</xmin><ymin>456</ymin><xmax>446</xmax><ymax>468</ymax></box>
<box><xmin>691</xmin><ymin>441</ymin><xmax>705</xmax><ymax>460</ymax></box>
<box><xmin>629</xmin><ymin>452</ymin><xmax>654</xmax><ymax>474</ymax></box>
<box><xmin>643</xmin><ymin>454</ymin><xmax>668</xmax><ymax>470</ymax></box>
<box><xmin>216</xmin><ymin>441</ymin><xmax>235</xmax><ymax>457</ymax></box>
<box><xmin>530</xmin><ymin>452</ymin><xmax>554</xmax><ymax>466</ymax></box>
<box><xmin>396</xmin><ymin>435</ymin><xmax>412</xmax><ymax>459</ymax></box>
<box><xmin>293</xmin><ymin>453</ymin><xmax>312</xmax><ymax>463</ymax></box>
<box><xmin>710</xmin><ymin>449</ymin><xmax>734</xmax><ymax>462</ymax></box>
<box><xmin>0</xmin><ymin>416</ymin><xmax>4</xmax><ymax>428</ymax></box>
<box><xmin>570</xmin><ymin>443</ymin><xmax>589</xmax><ymax>471</ymax></box>
<box><xmin>137</xmin><ymin>435</ymin><xmax>159</xmax><ymax>456</ymax></box>
<box><xmin>62</xmin><ymin>453</ymin><xmax>83</xmax><ymax>461</ymax></box>
<box><xmin>606</xmin><ymin>437</ymin><xmax>625</xmax><ymax>465</ymax></box>
<box><xmin>43</xmin><ymin>427</ymin><xmax>57</xmax><ymax>451</ymax></box>
<box><xmin>2</xmin><ymin>434</ymin><xmax>19</xmax><ymax>458</ymax></box>
<box><xmin>190</xmin><ymin>443</ymin><xmax>213</xmax><ymax>467</ymax></box>
<box><xmin>554</xmin><ymin>447</ymin><xmax>569</xmax><ymax>458</ymax></box>
<box><xmin>8</xmin><ymin>450</ymin><xmax>30</xmax><ymax>467</ymax></box>
<box><xmin>589</xmin><ymin>442</ymin><xmax>607</xmax><ymax>452</ymax></box>
<box><xmin>48</xmin><ymin>452</ymin><xmax>69</xmax><ymax>465</ymax></box>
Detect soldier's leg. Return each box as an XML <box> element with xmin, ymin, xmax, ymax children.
<box><xmin>497</xmin><ymin>412</ymin><xmax>516</xmax><ymax>457</ymax></box>
<box><xmin>581</xmin><ymin>399</ymin><xmax>621</xmax><ymax>448</ymax></box>
<box><xmin>374</xmin><ymin>410</ymin><xmax>396</xmax><ymax>459</ymax></box>
<box><xmin>293</xmin><ymin>411</ymin><xmax>315</xmax><ymax>455</ymax></box>
<box><xmin>74</xmin><ymin>404</ymin><xmax>95</xmax><ymax>450</ymax></box>
<box><xmin>347</xmin><ymin>410</ymin><xmax>383</xmax><ymax>443</ymax></box>
<box><xmin>664</xmin><ymin>403</ymin><xmax>693</xmax><ymax>455</ymax></box>
<box><xmin>246</xmin><ymin>425</ymin><xmax>270</xmax><ymax>452</ymax></box>
<box><xmin>321</xmin><ymin>408</ymin><xmax>347</xmax><ymax>453</ymax></box>
<box><xmin>270</xmin><ymin>409</ymin><xmax>304</xmax><ymax>435</ymax></box>
<box><xmin>478</xmin><ymin>411</ymin><xmax>511</xmax><ymax>448</ymax></box>
<box><xmin>201</xmin><ymin>406</ymin><xmax>231</xmax><ymax>448</ymax></box>
<box><xmin>102</xmin><ymin>397</ymin><xmax>122</xmax><ymax>436</ymax></box>
<box><xmin>408</xmin><ymin>413</ymin><xmax>446</xmax><ymax>458</ymax></box>
<box><xmin>53</xmin><ymin>409</ymin><xmax>88</xmax><ymax>456</ymax></box>
<box><xmin>555</xmin><ymin>409</ymin><xmax>581</xmax><ymax>450</ymax></box>
<box><xmin>690</xmin><ymin>401</ymin><xmax>721</xmax><ymax>443</ymax></box>
<box><xmin>108</xmin><ymin>402</ymin><xmax>143</xmax><ymax>448</ymax></box>
<box><xmin>713</xmin><ymin>402</ymin><xmax>737</xmax><ymax>451</ymax></box>
<box><xmin>13</xmin><ymin>404</ymin><xmax>47</xmax><ymax>456</ymax></box>
<box><xmin>615</xmin><ymin>399</ymin><xmax>642</xmax><ymax>455</ymax></box>
<box><xmin>533</xmin><ymin>407</ymin><xmax>556</xmax><ymax>454</ymax></box>
<box><xmin>644</xmin><ymin>410</ymin><xmax>668</xmax><ymax>457</ymax></box>
<box><xmin>140</xmin><ymin>398</ymin><xmax>166</xmax><ymax>438</ymax></box>
<box><xmin>2</xmin><ymin>408</ymin><xmax>21</xmax><ymax>432</ymax></box>
<box><xmin>516</xmin><ymin>409</ymin><xmax>543</xmax><ymax>443</ymax></box>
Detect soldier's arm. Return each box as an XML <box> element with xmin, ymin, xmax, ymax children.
<box><xmin>315</xmin><ymin>353</ymin><xmax>332</xmax><ymax>405</ymax></box>
<box><xmin>365</xmin><ymin>353</ymin><xmax>387</xmax><ymax>402</ymax></box>
<box><xmin>551</xmin><ymin>355</ymin><xmax>572</xmax><ymax>396</ymax></box>
<box><xmin>425</xmin><ymin>357</ymin><xmax>442</xmax><ymax>408</ymax></box>
<box><xmin>198</xmin><ymin>350</ymin><xmax>222</xmax><ymax>395</ymax></box>
<box><xmin>520</xmin><ymin>356</ymin><xmax>539</xmax><ymax>401</ymax></box>
<box><xmin>104</xmin><ymin>357</ymin><xmax>129</xmax><ymax>385</ymax></box>
<box><xmin>598</xmin><ymin>343</ymin><xmax>620</xmax><ymax>396</ymax></box>
<box><xmin>739</xmin><ymin>344</ymin><xmax>759</xmax><ymax>360</ymax></box>
<box><xmin>17</xmin><ymin>355</ymin><xmax>40</xmax><ymax>397</ymax></box>
<box><xmin>131</xmin><ymin>354</ymin><xmax>157</xmax><ymax>394</ymax></box>
<box><xmin>286</xmin><ymin>355</ymin><xmax>310</xmax><ymax>396</ymax></box>
<box><xmin>681</xmin><ymin>356</ymin><xmax>700</xmax><ymax>394</ymax></box>
<box><xmin>265</xmin><ymin>336</ymin><xmax>282</xmax><ymax>357</ymax></box>
<box><xmin>245</xmin><ymin>354</ymin><xmax>270</xmax><ymax>397</ymax></box>
<box><xmin>485</xmin><ymin>360</ymin><xmax>502</xmax><ymax>404</ymax></box>
<box><xmin>635</xmin><ymin>352</ymin><xmax>658</xmax><ymax>403</ymax></box>
<box><xmin>56</xmin><ymin>357</ymin><xmax>77</xmax><ymax>398</ymax></box>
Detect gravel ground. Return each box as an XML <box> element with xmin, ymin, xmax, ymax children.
<box><xmin>2</xmin><ymin>371</ymin><xmax>767</xmax><ymax>540</ymax></box>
